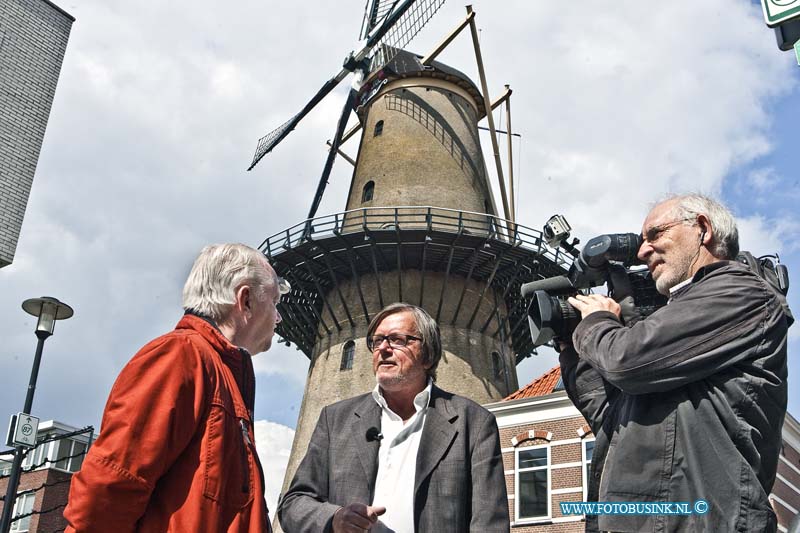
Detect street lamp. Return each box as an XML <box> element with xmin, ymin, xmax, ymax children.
<box><xmin>0</xmin><ymin>297</ymin><xmax>73</xmax><ymax>533</ymax></box>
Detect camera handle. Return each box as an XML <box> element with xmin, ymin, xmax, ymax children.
<box><xmin>608</xmin><ymin>264</ymin><xmax>642</xmax><ymax>326</ymax></box>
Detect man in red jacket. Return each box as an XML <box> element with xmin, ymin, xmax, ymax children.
<box><xmin>65</xmin><ymin>243</ymin><xmax>288</xmax><ymax>532</ymax></box>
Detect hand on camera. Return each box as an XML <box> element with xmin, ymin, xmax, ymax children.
<box><xmin>567</xmin><ymin>294</ymin><xmax>621</xmax><ymax>320</ymax></box>
<box><xmin>616</xmin><ymin>295</ymin><xmax>643</xmax><ymax>325</ymax></box>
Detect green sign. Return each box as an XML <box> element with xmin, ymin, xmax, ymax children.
<box><xmin>796</xmin><ymin>39</ymin><xmax>800</xmax><ymax>65</ymax></box>
<box><xmin>762</xmin><ymin>0</ymin><xmax>800</xmax><ymax>27</ymax></box>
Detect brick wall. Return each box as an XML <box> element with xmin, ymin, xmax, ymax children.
<box><xmin>31</xmin><ymin>469</ymin><xmax>71</xmax><ymax>532</ymax></box>
<box><xmin>0</xmin><ymin>466</ymin><xmax>73</xmax><ymax>532</ymax></box>
<box><xmin>510</xmin><ymin>520</ymin><xmax>584</xmax><ymax>533</ymax></box>
<box><xmin>496</xmin><ymin>400</ymin><xmax>800</xmax><ymax>532</ymax></box>
<box><xmin>499</xmin><ymin>417</ymin><xmax>588</xmax><ymax>446</ymax></box>
<box><xmin>500</xmin><ymin>413</ymin><xmax>591</xmax><ymax>532</ymax></box>
<box><xmin>0</xmin><ymin>0</ymin><xmax>73</xmax><ymax>267</ymax></box>
<box><xmin>771</xmin><ymin>440</ymin><xmax>800</xmax><ymax>530</ymax></box>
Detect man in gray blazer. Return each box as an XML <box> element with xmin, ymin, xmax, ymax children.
<box><xmin>278</xmin><ymin>303</ymin><xmax>509</xmax><ymax>532</ymax></box>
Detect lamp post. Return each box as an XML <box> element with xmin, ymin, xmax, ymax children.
<box><xmin>1</xmin><ymin>297</ymin><xmax>73</xmax><ymax>533</ymax></box>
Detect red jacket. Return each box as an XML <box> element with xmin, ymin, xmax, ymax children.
<box><xmin>64</xmin><ymin>314</ymin><xmax>270</xmax><ymax>532</ymax></box>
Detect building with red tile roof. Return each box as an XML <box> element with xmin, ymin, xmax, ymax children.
<box><xmin>485</xmin><ymin>367</ymin><xmax>800</xmax><ymax>532</ymax></box>
<box><xmin>504</xmin><ymin>366</ymin><xmax>562</xmax><ymax>401</ymax></box>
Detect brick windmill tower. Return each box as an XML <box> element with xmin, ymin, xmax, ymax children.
<box><xmin>248</xmin><ymin>0</ymin><xmax>570</xmax><ymax>498</ymax></box>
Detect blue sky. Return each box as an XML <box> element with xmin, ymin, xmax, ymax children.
<box><xmin>1</xmin><ymin>0</ymin><xmax>798</xmax><ymax>509</ymax></box>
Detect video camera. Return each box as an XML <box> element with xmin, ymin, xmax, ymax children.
<box><xmin>523</xmin><ymin>215</ymin><xmax>792</xmax><ymax>348</ymax></box>
<box><xmin>522</xmin><ymin>215</ymin><xmax>663</xmax><ymax>347</ymax></box>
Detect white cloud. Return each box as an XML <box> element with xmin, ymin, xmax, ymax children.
<box><xmin>747</xmin><ymin>167</ymin><xmax>780</xmax><ymax>191</ymax></box>
<box><xmin>252</xmin><ymin>344</ymin><xmax>310</xmax><ymax>386</ymax></box>
<box><xmin>254</xmin><ymin>420</ymin><xmax>296</xmax><ymax>513</ymax></box>
<box><xmin>738</xmin><ymin>215</ymin><xmax>783</xmax><ymax>256</ymax></box>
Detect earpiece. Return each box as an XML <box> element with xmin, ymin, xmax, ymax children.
<box><xmin>699</xmin><ymin>230</ymin><xmax>706</xmax><ymax>245</ymax></box>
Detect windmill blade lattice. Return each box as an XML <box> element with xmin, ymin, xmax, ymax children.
<box><xmin>248</xmin><ymin>0</ymin><xmax>446</xmax><ymax>171</ymax></box>
<box><xmin>360</xmin><ymin>0</ymin><xmax>401</xmax><ymax>39</ymax></box>
<box><xmin>366</xmin><ymin>0</ymin><xmax>446</xmax><ymax>73</ymax></box>
<box><xmin>249</xmin><ymin>116</ymin><xmax>295</xmax><ymax>171</ymax></box>
<box><xmin>248</xmin><ymin>75</ymin><xmax>345</xmax><ymax>171</ymax></box>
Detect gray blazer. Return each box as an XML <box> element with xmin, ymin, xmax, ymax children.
<box><xmin>277</xmin><ymin>385</ymin><xmax>509</xmax><ymax>532</ymax></box>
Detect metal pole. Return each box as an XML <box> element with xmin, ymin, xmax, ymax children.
<box><xmin>24</xmin><ymin>333</ymin><xmax>48</xmax><ymax>413</ymax></box>
<box><xmin>504</xmin><ymin>85</ymin><xmax>515</xmax><ymax>226</ymax></box>
<box><xmin>0</xmin><ymin>450</ymin><xmax>25</xmax><ymax>533</ymax></box>
<box><xmin>0</xmin><ymin>333</ymin><xmax>49</xmax><ymax>533</ymax></box>
<box><xmin>420</xmin><ymin>10</ymin><xmax>474</xmax><ymax>65</ymax></box>
<box><xmin>466</xmin><ymin>6</ymin><xmax>512</xmax><ymax>234</ymax></box>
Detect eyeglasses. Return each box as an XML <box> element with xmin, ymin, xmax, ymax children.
<box><xmin>642</xmin><ymin>218</ymin><xmax>695</xmax><ymax>244</ymax></box>
<box><xmin>366</xmin><ymin>333</ymin><xmax>422</xmax><ymax>351</ymax></box>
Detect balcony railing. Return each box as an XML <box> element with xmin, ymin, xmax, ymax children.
<box><xmin>259</xmin><ymin>205</ymin><xmax>573</xmax><ymax>271</ymax></box>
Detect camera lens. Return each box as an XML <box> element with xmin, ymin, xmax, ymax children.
<box><xmin>528</xmin><ymin>291</ymin><xmax>583</xmax><ymax>347</ymax></box>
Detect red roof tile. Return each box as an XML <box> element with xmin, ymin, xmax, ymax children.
<box><xmin>504</xmin><ymin>366</ymin><xmax>562</xmax><ymax>400</ymax></box>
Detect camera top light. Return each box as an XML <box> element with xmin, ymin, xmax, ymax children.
<box><xmin>543</xmin><ymin>214</ymin><xmax>572</xmax><ymax>248</ymax></box>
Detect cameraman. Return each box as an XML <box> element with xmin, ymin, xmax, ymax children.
<box><xmin>560</xmin><ymin>194</ymin><xmax>790</xmax><ymax>532</ymax></box>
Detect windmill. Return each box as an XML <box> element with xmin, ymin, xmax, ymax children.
<box><xmin>248</xmin><ymin>0</ymin><xmax>449</xmax><ymax>223</ymax></box>
<box><xmin>249</xmin><ymin>1</ymin><xmax>573</xmax><ymax>508</ymax></box>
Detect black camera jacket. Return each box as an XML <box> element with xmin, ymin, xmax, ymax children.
<box><xmin>561</xmin><ymin>260</ymin><xmax>789</xmax><ymax>533</ymax></box>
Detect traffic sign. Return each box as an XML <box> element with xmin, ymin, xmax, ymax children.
<box><xmin>6</xmin><ymin>413</ymin><xmax>39</xmax><ymax>448</ymax></box>
<box><xmin>795</xmin><ymin>39</ymin><xmax>800</xmax><ymax>64</ymax></box>
<box><xmin>762</xmin><ymin>0</ymin><xmax>800</xmax><ymax>28</ymax></box>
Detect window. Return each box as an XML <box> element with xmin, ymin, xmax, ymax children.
<box><xmin>19</xmin><ymin>437</ymin><xmax>88</xmax><ymax>473</ymax></box>
<box><xmin>362</xmin><ymin>181</ymin><xmax>374</xmax><ymax>203</ymax></box>
<box><xmin>516</xmin><ymin>445</ymin><xmax>550</xmax><ymax>521</ymax></box>
<box><xmin>340</xmin><ymin>340</ymin><xmax>355</xmax><ymax>371</ymax></box>
<box><xmin>55</xmin><ymin>438</ymin><xmax>88</xmax><ymax>472</ymax></box>
<box><xmin>0</xmin><ymin>457</ymin><xmax>12</xmax><ymax>476</ymax></box>
<box><xmin>71</xmin><ymin>441</ymin><xmax>87</xmax><ymax>471</ymax></box>
<box><xmin>22</xmin><ymin>440</ymin><xmax>50</xmax><ymax>470</ymax></box>
<box><xmin>373</xmin><ymin>120</ymin><xmax>384</xmax><ymax>136</ymax></box>
<box><xmin>583</xmin><ymin>439</ymin><xmax>595</xmax><ymax>500</ymax></box>
<box><xmin>491</xmin><ymin>351</ymin><xmax>503</xmax><ymax>380</ymax></box>
<box><xmin>10</xmin><ymin>492</ymin><xmax>35</xmax><ymax>532</ymax></box>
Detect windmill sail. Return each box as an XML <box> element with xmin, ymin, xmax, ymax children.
<box><xmin>248</xmin><ymin>75</ymin><xmax>347</xmax><ymax>171</ymax></box>
<box><xmin>360</xmin><ymin>0</ymin><xmax>401</xmax><ymax>40</ymax></box>
<box><xmin>365</xmin><ymin>0</ymin><xmax>445</xmax><ymax>73</ymax></box>
<box><xmin>305</xmin><ymin>89</ymin><xmax>357</xmax><ymax>225</ymax></box>
<box><xmin>248</xmin><ymin>0</ymin><xmax>446</xmax><ymax>171</ymax></box>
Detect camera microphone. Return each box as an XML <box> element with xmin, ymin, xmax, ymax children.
<box><xmin>520</xmin><ymin>276</ymin><xmax>574</xmax><ymax>298</ymax></box>
<box><xmin>366</xmin><ymin>427</ymin><xmax>383</xmax><ymax>442</ymax></box>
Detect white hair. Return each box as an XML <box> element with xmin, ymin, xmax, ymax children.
<box><xmin>182</xmin><ymin>243</ymin><xmax>274</xmax><ymax>321</ymax></box>
<box><xmin>658</xmin><ymin>193</ymin><xmax>739</xmax><ymax>259</ymax></box>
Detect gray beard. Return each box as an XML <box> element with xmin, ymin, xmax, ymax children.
<box><xmin>654</xmin><ymin>253</ymin><xmax>695</xmax><ymax>295</ymax></box>
<box><xmin>377</xmin><ymin>373</ymin><xmax>407</xmax><ymax>388</ymax></box>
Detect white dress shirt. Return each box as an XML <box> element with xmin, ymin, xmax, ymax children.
<box><xmin>668</xmin><ymin>277</ymin><xmax>694</xmax><ymax>302</ymax></box>
<box><xmin>370</xmin><ymin>379</ymin><xmax>433</xmax><ymax>533</ymax></box>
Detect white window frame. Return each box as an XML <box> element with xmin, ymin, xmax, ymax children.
<box><xmin>21</xmin><ymin>440</ymin><xmax>53</xmax><ymax>471</ymax></box>
<box><xmin>52</xmin><ymin>438</ymin><xmax>88</xmax><ymax>473</ymax></box>
<box><xmin>9</xmin><ymin>492</ymin><xmax>35</xmax><ymax>533</ymax></box>
<box><xmin>18</xmin><ymin>435</ymin><xmax>90</xmax><ymax>473</ymax></box>
<box><xmin>0</xmin><ymin>457</ymin><xmax>13</xmax><ymax>476</ymax></box>
<box><xmin>514</xmin><ymin>443</ymin><xmax>551</xmax><ymax>523</ymax></box>
<box><xmin>582</xmin><ymin>438</ymin><xmax>596</xmax><ymax>501</ymax></box>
